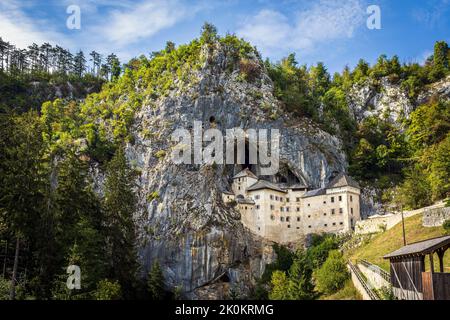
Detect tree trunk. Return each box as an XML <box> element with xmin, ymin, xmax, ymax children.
<box><xmin>9</xmin><ymin>237</ymin><xmax>20</xmax><ymax>300</ymax></box>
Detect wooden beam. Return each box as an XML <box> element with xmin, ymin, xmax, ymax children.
<box><xmin>437</xmin><ymin>249</ymin><xmax>444</xmax><ymax>273</ymax></box>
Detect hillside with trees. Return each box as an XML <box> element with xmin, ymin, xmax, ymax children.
<box><xmin>0</xmin><ymin>24</ymin><xmax>449</xmax><ymax>300</ymax></box>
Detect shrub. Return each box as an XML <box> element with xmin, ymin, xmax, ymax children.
<box><xmin>147</xmin><ymin>191</ymin><xmax>160</xmax><ymax>202</ymax></box>
<box><xmin>314</xmin><ymin>250</ymin><xmax>349</xmax><ymax>295</ymax></box>
<box><xmin>239</xmin><ymin>58</ymin><xmax>260</xmax><ymax>82</ymax></box>
<box><xmin>94</xmin><ymin>280</ymin><xmax>122</xmax><ymax>300</ymax></box>
<box><xmin>155</xmin><ymin>150</ymin><xmax>167</xmax><ymax>159</ymax></box>
<box><xmin>443</xmin><ymin>219</ymin><xmax>450</xmax><ymax>233</ymax></box>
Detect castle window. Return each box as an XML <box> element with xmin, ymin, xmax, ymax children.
<box><xmin>296</xmin><ymin>227</ymin><xmax>300</xmax><ymax>229</ymax></box>
<box><xmin>275</xmin><ymin>196</ymin><xmax>279</xmax><ymax>201</ymax></box>
<box><xmin>297</xmin><ymin>217</ymin><xmax>300</xmax><ymax>222</ymax></box>
<box><xmin>238</xmin><ymin>187</ymin><xmax>241</xmax><ymax>190</ymax></box>
<box><xmin>280</xmin><ymin>197</ymin><xmax>283</xmax><ymax>202</ymax></box>
<box><xmin>270</xmin><ymin>195</ymin><xmax>274</xmax><ymax>200</ymax></box>
<box><xmin>331</xmin><ymin>197</ymin><xmax>335</xmax><ymax>203</ymax></box>
<box><xmin>324</xmin><ymin>224</ymin><xmax>328</xmax><ymax>227</ymax></box>
<box><xmin>324</xmin><ymin>213</ymin><xmax>327</xmax><ymax>216</ymax></box>
<box><xmin>308</xmin><ymin>225</ymin><xmax>312</xmax><ymax>229</ymax></box>
<box><xmin>331</xmin><ymin>209</ymin><xmax>335</xmax><ymax>215</ymax></box>
<box><xmin>270</xmin><ymin>215</ymin><xmax>275</xmax><ymax>220</ymax></box>
<box><xmin>281</xmin><ymin>207</ymin><xmax>284</xmax><ymax>212</ymax></box>
<box><xmin>287</xmin><ymin>225</ymin><xmax>291</xmax><ymax>228</ymax></box>
<box><xmin>340</xmin><ymin>222</ymin><xmax>343</xmax><ymax>225</ymax></box>
<box><xmin>258</xmin><ymin>227</ymin><xmax>261</xmax><ymax>231</ymax></box>
<box><xmin>256</xmin><ymin>205</ymin><xmax>260</xmax><ymax>210</ymax></box>
<box><xmin>308</xmin><ymin>203</ymin><xmax>310</xmax><ymax>207</ymax></box>
<box><xmin>350</xmin><ymin>195</ymin><xmax>353</xmax><ymax>202</ymax></box>
<box><xmin>339</xmin><ymin>208</ymin><xmax>343</xmax><ymax>214</ymax></box>
<box><xmin>280</xmin><ymin>217</ymin><xmax>285</xmax><ymax>222</ymax></box>
<box><xmin>339</xmin><ymin>195</ymin><xmax>342</xmax><ymax>201</ymax></box>
<box><xmin>286</xmin><ymin>217</ymin><xmax>290</xmax><ymax>222</ymax></box>
<box><xmin>255</xmin><ymin>195</ymin><xmax>260</xmax><ymax>200</ymax></box>
<box><xmin>270</xmin><ymin>205</ymin><xmax>274</xmax><ymax>210</ymax></box>
<box><xmin>286</xmin><ymin>207</ymin><xmax>290</xmax><ymax>212</ymax></box>
<box><xmin>323</xmin><ymin>201</ymin><xmax>326</xmax><ymax>204</ymax></box>
<box><xmin>286</xmin><ymin>198</ymin><xmax>290</xmax><ymax>202</ymax></box>
<box><xmin>296</xmin><ymin>197</ymin><xmax>300</xmax><ymax>202</ymax></box>
<box><xmin>333</xmin><ymin>222</ymin><xmax>336</xmax><ymax>226</ymax></box>
<box><xmin>308</xmin><ymin>215</ymin><xmax>311</xmax><ymax>218</ymax></box>
<box><xmin>351</xmin><ymin>208</ymin><xmax>354</xmax><ymax>214</ymax></box>
<box><xmin>245</xmin><ymin>206</ymin><xmax>247</xmax><ymax>210</ymax></box>
<box><xmin>296</xmin><ymin>207</ymin><xmax>300</xmax><ymax>212</ymax></box>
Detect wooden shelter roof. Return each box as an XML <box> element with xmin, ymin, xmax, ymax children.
<box><xmin>383</xmin><ymin>235</ymin><xmax>450</xmax><ymax>260</ymax></box>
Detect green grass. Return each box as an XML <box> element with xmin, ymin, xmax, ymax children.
<box><xmin>348</xmin><ymin>214</ymin><xmax>449</xmax><ymax>272</ymax></box>
<box><xmin>320</xmin><ymin>279</ymin><xmax>362</xmax><ymax>300</ymax></box>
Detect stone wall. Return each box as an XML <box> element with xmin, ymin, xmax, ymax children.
<box><xmin>423</xmin><ymin>207</ymin><xmax>450</xmax><ymax>227</ymax></box>
<box><xmin>355</xmin><ymin>202</ymin><xmax>446</xmax><ymax>235</ymax></box>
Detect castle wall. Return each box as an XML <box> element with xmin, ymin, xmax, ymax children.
<box><xmin>232</xmin><ymin>176</ymin><xmax>258</xmax><ymax>197</ymax></box>
<box><xmin>227</xmin><ymin>174</ymin><xmax>362</xmax><ymax>244</ymax></box>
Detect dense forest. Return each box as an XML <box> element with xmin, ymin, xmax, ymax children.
<box><xmin>0</xmin><ymin>24</ymin><xmax>449</xmax><ymax>300</ymax></box>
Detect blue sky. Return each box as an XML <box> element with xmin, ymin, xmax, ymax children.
<box><xmin>0</xmin><ymin>0</ymin><xmax>449</xmax><ymax>73</ymax></box>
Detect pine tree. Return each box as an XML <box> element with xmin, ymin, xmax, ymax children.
<box><xmin>103</xmin><ymin>146</ymin><xmax>138</xmax><ymax>298</ymax></box>
<box><xmin>0</xmin><ymin>111</ymin><xmax>48</xmax><ymax>299</ymax></box>
<box><xmin>106</xmin><ymin>54</ymin><xmax>121</xmax><ymax>81</ymax></box>
<box><xmin>431</xmin><ymin>41</ymin><xmax>449</xmax><ymax>80</ymax></box>
<box><xmin>147</xmin><ymin>261</ymin><xmax>165</xmax><ymax>300</ymax></box>
<box><xmin>73</xmin><ymin>51</ymin><xmax>87</xmax><ymax>78</ymax></box>
<box><xmin>287</xmin><ymin>250</ymin><xmax>315</xmax><ymax>300</ymax></box>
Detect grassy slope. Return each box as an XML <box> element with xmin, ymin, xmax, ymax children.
<box><xmin>348</xmin><ymin>214</ymin><xmax>449</xmax><ymax>272</ymax></box>
<box><xmin>320</xmin><ymin>279</ymin><xmax>362</xmax><ymax>300</ymax></box>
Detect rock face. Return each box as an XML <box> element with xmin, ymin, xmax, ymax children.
<box><xmin>347</xmin><ymin>75</ymin><xmax>450</xmax><ymax>124</ymax></box>
<box><xmin>121</xmin><ymin>42</ymin><xmax>348</xmax><ymax>298</ymax></box>
<box><xmin>347</xmin><ymin>78</ymin><xmax>414</xmax><ymax>123</ymax></box>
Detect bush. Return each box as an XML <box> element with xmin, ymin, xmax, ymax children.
<box><xmin>314</xmin><ymin>250</ymin><xmax>349</xmax><ymax>295</ymax></box>
<box><xmin>239</xmin><ymin>58</ymin><xmax>260</xmax><ymax>82</ymax></box>
<box><xmin>94</xmin><ymin>280</ymin><xmax>122</xmax><ymax>300</ymax></box>
<box><xmin>0</xmin><ymin>277</ymin><xmax>10</xmax><ymax>300</ymax></box>
<box><xmin>443</xmin><ymin>219</ymin><xmax>450</xmax><ymax>233</ymax></box>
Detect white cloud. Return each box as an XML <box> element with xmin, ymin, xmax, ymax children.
<box><xmin>92</xmin><ymin>0</ymin><xmax>192</xmax><ymax>46</ymax></box>
<box><xmin>237</xmin><ymin>0</ymin><xmax>365</xmax><ymax>55</ymax></box>
<box><xmin>0</xmin><ymin>0</ymin><xmax>70</xmax><ymax>48</ymax></box>
<box><xmin>238</xmin><ymin>10</ymin><xmax>291</xmax><ymax>49</ymax></box>
<box><xmin>412</xmin><ymin>0</ymin><xmax>450</xmax><ymax>27</ymax></box>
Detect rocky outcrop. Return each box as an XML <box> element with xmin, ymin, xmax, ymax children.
<box><xmin>347</xmin><ymin>75</ymin><xmax>450</xmax><ymax>124</ymax></box>
<box><xmin>347</xmin><ymin>78</ymin><xmax>414</xmax><ymax>123</ymax></box>
<box><xmin>120</xmin><ymin>42</ymin><xmax>348</xmax><ymax>298</ymax></box>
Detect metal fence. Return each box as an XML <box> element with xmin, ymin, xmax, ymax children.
<box><xmin>359</xmin><ymin>259</ymin><xmax>391</xmax><ymax>283</ymax></box>
<box><xmin>348</xmin><ymin>260</ymin><xmax>380</xmax><ymax>300</ymax></box>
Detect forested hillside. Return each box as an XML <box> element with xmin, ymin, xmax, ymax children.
<box><xmin>0</xmin><ymin>24</ymin><xmax>449</xmax><ymax>300</ymax></box>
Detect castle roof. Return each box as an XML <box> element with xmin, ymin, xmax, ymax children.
<box><xmin>302</xmin><ymin>188</ymin><xmax>326</xmax><ymax>198</ymax></box>
<box><xmin>237</xmin><ymin>198</ymin><xmax>255</xmax><ymax>205</ymax></box>
<box><xmin>222</xmin><ymin>190</ymin><xmax>234</xmax><ymax>195</ymax></box>
<box><xmin>233</xmin><ymin>168</ymin><xmax>258</xmax><ymax>180</ymax></box>
<box><xmin>247</xmin><ymin>180</ymin><xmax>287</xmax><ymax>193</ymax></box>
<box><xmin>326</xmin><ymin>173</ymin><xmax>360</xmax><ymax>189</ymax></box>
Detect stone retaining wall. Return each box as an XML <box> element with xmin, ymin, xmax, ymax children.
<box><xmin>423</xmin><ymin>207</ymin><xmax>450</xmax><ymax>227</ymax></box>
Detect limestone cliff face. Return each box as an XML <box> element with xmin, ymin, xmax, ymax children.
<box><xmin>118</xmin><ymin>42</ymin><xmax>348</xmax><ymax>298</ymax></box>
<box><xmin>347</xmin><ymin>75</ymin><xmax>450</xmax><ymax>124</ymax></box>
